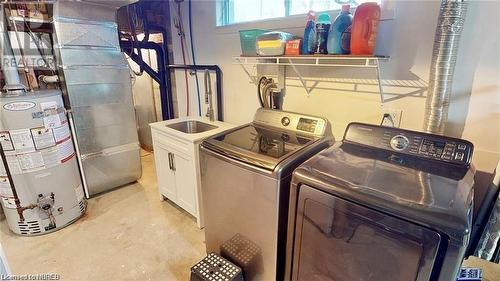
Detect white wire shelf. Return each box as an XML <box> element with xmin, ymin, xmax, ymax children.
<box><xmin>233</xmin><ymin>55</ymin><xmax>389</xmax><ymax>68</ymax></box>
<box><xmin>232</xmin><ymin>55</ymin><xmax>389</xmax><ymax>100</ymax></box>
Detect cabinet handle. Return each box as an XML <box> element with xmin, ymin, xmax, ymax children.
<box><xmin>171</xmin><ymin>153</ymin><xmax>176</xmax><ymax>171</ymax></box>
<box><xmin>168</xmin><ymin>152</ymin><xmax>173</xmax><ymax>170</ymax></box>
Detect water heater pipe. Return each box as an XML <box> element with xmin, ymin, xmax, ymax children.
<box><xmin>0</xmin><ymin>6</ymin><xmax>35</xmax><ymax>220</ymax></box>
<box><xmin>0</xmin><ymin>5</ymin><xmax>25</xmax><ymax>91</ymax></box>
<box><xmin>423</xmin><ymin>0</ymin><xmax>468</xmax><ymax>134</ymax></box>
<box><xmin>0</xmin><ymin>142</ymin><xmax>36</xmax><ymax>221</ymax></box>
<box><xmin>39</xmin><ymin>75</ymin><xmax>59</xmax><ymax>84</ymax></box>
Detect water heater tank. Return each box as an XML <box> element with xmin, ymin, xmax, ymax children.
<box><xmin>0</xmin><ymin>90</ymin><xmax>86</xmax><ymax>235</ymax></box>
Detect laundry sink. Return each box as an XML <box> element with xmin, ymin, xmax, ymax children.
<box><xmin>166</xmin><ymin>120</ymin><xmax>218</xmax><ymax>134</ymax></box>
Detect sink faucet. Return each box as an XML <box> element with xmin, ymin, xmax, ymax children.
<box><xmin>204</xmin><ymin>70</ymin><xmax>214</xmax><ymax>122</ymax></box>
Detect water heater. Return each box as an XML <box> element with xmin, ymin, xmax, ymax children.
<box><xmin>0</xmin><ymin>90</ymin><xmax>86</xmax><ymax>235</ymax></box>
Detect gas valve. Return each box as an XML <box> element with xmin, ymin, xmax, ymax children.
<box><xmin>37</xmin><ymin>193</ymin><xmax>57</xmax><ymax>230</ymax></box>
<box><xmin>37</xmin><ymin>193</ymin><xmax>55</xmax><ymax>211</ymax></box>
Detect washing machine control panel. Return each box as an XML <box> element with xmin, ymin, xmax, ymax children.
<box><xmin>253</xmin><ymin>108</ymin><xmax>329</xmax><ymax>137</ymax></box>
<box><xmin>390</xmin><ymin>135</ymin><xmax>410</xmax><ymax>151</ymax></box>
<box><xmin>344</xmin><ymin>123</ymin><xmax>473</xmax><ymax>166</ymax></box>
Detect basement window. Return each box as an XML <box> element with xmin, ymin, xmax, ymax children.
<box><xmin>216</xmin><ymin>0</ymin><xmax>382</xmax><ymax>26</ymax></box>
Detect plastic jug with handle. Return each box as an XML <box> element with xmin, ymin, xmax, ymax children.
<box><xmin>351</xmin><ymin>2</ymin><xmax>381</xmax><ymax>55</ymax></box>
<box><xmin>327</xmin><ymin>5</ymin><xmax>353</xmax><ymax>54</ymax></box>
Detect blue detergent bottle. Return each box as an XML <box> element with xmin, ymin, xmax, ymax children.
<box><xmin>327</xmin><ymin>5</ymin><xmax>353</xmax><ymax>54</ymax></box>
<box><xmin>301</xmin><ymin>11</ymin><xmax>316</xmax><ymax>55</ymax></box>
<box><xmin>315</xmin><ymin>13</ymin><xmax>331</xmax><ymax>54</ymax></box>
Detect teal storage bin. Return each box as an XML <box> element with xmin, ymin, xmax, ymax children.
<box><xmin>239</xmin><ymin>29</ymin><xmax>270</xmax><ymax>56</ymax></box>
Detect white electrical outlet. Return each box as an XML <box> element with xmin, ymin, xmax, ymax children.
<box><xmin>381</xmin><ymin>108</ymin><xmax>403</xmax><ymax>127</ymax></box>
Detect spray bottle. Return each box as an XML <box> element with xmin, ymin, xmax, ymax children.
<box><xmin>301</xmin><ymin>11</ymin><xmax>316</xmax><ymax>55</ymax></box>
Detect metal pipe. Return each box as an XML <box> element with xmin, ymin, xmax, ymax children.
<box><xmin>148</xmin><ymin>24</ymin><xmax>177</xmax><ymax>120</ymax></box>
<box><xmin>39</xmin><ymin>75</ymin><xmax>59</xmax><ymax>84</ymax></box>
<box><xmin>0</xmin><ymin>142</ymin><xmax>22</xmax><ymax>220</ymax></box>
<box><xmin>121</xmin><ymin>40</ymin><xmax>175</xmax><ymax>120</ymax></box>
<box><xmin>0</xmin><ymin>142</ymin><xmax>37</xmax><ymax>221</ymax></box>
<box><xmin>0</xmin><ymin>5</ymin><xmax>24</xmax><ymax>91</ymax></box>
<box><xmin>204</xmin><ymin>70</ymin><xmax>214</xmax><ymax>121</ymax></box>
<box><xmin>8</xmin><ymin>3</ymin><xmax>30</xmax><ymax>89</ymax></box>
<box><xmin>124</xmin><ymin>22</ymin><xmax>177</xmax><ymax>121</ymax></box>
<box><xmin>0</xmin><ymin>5</ymin><xmax>33</xmax><ymax>221</ymax></box>
<box><xmin>423</xmin><ymin>0</ymin><xmax>468</xmax><ymax>134</ymax></box>
<box><xmin>167</xmin><ymin>64</ymin><xmax>224</xmax><ymax>121</ymax></box>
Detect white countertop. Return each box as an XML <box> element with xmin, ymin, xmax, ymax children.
<box><xmin>149</xmin><ymin>116</ymin><xmax>238</xmax><ymax>143</ymax></box>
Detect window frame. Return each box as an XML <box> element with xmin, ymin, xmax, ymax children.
<box><xmin>215</xmin><ymin>0</ymin><xmax>394</xmax><ymax>36</ymax></box>
<box><xmin>217</xmin><ymin>0</ymin><xmax>377</xmax><ymax>27</ymax></box>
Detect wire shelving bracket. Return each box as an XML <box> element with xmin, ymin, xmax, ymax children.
<box><xmin>233</xmin><ymin>55</ymin><xmax>389</xmax><ymax>102</ymax></box>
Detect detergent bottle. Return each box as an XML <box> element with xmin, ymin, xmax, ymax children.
<box><xmin>350</xmin><ymin>2</ymin><xmax>381</xmax><ymax>55</ymax></box>
<box><xmin>315</xmin><ymin>13</ymin><xmax>331</xmax><ymax>54</ymax></box>
<box><xmin>301</xmin><ymin>11</ymin><xmax>316</xmax><ymax>55</ymax></box>
<box><xmin>327</xmin><ymin>4</ymin><xmax>353</xmax><ymax>54</ymax></box>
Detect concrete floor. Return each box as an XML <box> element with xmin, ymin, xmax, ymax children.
<box><xmin>0</xmin><ymin>153</ymin><xmax>205</xmax><ymax>280</ymax></box>
<box><xmin>1</xmin><ymin>153</ymin><xmax>499</xmax><ymax>280</ymax></box>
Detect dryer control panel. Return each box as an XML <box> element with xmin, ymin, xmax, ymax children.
<box><xmin>343</xmin><ymin>123</ymin><xmax>473</xmax><ymax>166</ymax></box>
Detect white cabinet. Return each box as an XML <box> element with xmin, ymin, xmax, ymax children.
<box><xmin>150</xmin><ymin>117</ymin><xmax>237</xmax><ymax>228</ymax></box>
<box><xmin>151</xmin><ymin>130</ymin><xmax>200</xmax><ymax>227</ymax></box>
<box><xmin>154</xmin><ymin>140</ymin><xmax>177</xmax><ymax>200</ymax></box>
<box><xmin>173</xmin><ymin>153</ymin><xmax>197</xmax><ymax>215</ymax></box>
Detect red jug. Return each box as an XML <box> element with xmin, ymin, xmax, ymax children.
<box><xmin>351</xmin><ymin>2</ymin><xmax>381</xmax><ymax>55</ymax></box>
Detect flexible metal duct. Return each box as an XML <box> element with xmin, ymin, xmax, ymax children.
<box><xmin>423</xmin><ymin>0</ymin><xmax>468</xmax><ymax>134</ymax></box>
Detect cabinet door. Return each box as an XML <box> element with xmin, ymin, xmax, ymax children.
<box><xmin>154</xmin><ymin>142</ymin><xmax>177</xmax><ymax>200</ymax></box>
<box><xmin>171</xmin><ymin>152</ymin><xmax>197</xmax><ymax>216</ymax></box>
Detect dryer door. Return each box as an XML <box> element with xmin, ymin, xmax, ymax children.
<box><xmin>291</xmin><ymin>184</ymin><xmax>442</xmax><ymax>281</ymax></box>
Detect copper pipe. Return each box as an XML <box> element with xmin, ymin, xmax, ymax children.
<box><xmin>0</xmin><ymin>140</ymin><xmax>37</xmax><ymax>221</ymax></box>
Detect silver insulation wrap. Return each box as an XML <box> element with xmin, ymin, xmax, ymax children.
<box><xmin>423</xmin><ymin>0</ymin><xmax>468</xmax><ymax>134</ymax></box>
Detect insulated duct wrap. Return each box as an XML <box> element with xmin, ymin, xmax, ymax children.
<box><xmin>54</xmin><ymin>1</ymin><xmax>141</xmax><ymax>196</ymax></box>
<box><xmin>423</xmin><ymin>0</ymin><xmax>468</xmax><ymax>134</ymax></box>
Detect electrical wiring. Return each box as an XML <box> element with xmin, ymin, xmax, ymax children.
<box><xmin>188</xmin><ymin>0</ymin><xmax>202</xmax><ymax>116</ymax></box>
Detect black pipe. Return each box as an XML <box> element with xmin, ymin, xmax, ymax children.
<box><xmin>127</xmin><ymin>5</ymin><xmax>143</xmax><ymax>75</ymax></box>
<box><xmin>122</xmin><ymin>1</ymin><xmax>175</xmax><ymax>120</ymax></box>
<box><xmin>120</xmin><ymin>40</ymin><xmax>175</xmax><ymax>120</ymax></box>
<box><xmin>119</xmin><ymin>8</ymin><xmax>223</xmax><ymax>121</ymax></box>
<box><xmin>167</xmin><ymin>64</ymin><xmax>223</xmax><ymax>121</ymax></box>
<box><xmin>120</xmin><ymin>0</ymin><xmax>177</xmax><ymax>121</ymax></box>
<box><xmin>138</xmin><ymin>5</ymin><xmax>150</xmax><ymax>43</ymax></box>
<box><xmin>124</xmin><ymin>49</ymin><xmax>160</xmax><ymax>81</ymax></box>
<box><xmin>144</xmin><ymin>24</ymin><xmax>176</xmax><ymax>120</ymax></box>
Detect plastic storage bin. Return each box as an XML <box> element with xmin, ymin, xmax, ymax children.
<box><xmin>239</xmin><ymin>29</ymin><xmax>269</xmax><ymax>56</ymax></box>
<box><xmin>256</xmin><ymin>31</ymin><xmax>293</xmax><ymax>56</ymax></box>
